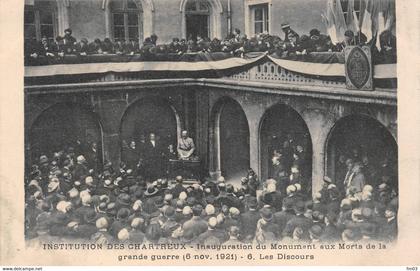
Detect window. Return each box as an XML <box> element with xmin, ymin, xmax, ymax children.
<box><xmin>185</xmin><ymin>0</ymin><xmax>210</xmax><ymax>14</ymax></box>
<box><xmin>24</xmin><ymin>1</ymin><xmax>56</xmax><ymax>42</ymax></box>
<box><xmin>341</xmin><ymin>0</ymin><xmax>361</xmax><ymax>24</ymax></box>
<box><xmin>251</xmin><ymin>4</ymin><xmax>269</xmax><ymax>34</ymax></box>
<box><xmin>111</xmin><ymin>0</ymin><xmax>143</xmax><ymax>42</ymax></box>
<box><xmin>185</xmin><ymin>0</ymin><xmax>211</xmax><ymax>39</ymax></box>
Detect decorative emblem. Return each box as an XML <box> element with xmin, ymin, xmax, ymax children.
<box><xmin>345</xmin><ymin>46</ymin><xmax>373</xmax><ymax>90</ymax></box>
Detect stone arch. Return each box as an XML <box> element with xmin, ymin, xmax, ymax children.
<box><xmin>28</xmin><ymin>102</ymin><xmax>104</xmax><ymax>167</ymax></box>
<box><xmin>259</xmin><ymin>102</ymin><xmax>313</xmax><ymax>191</ymax></box>
<box><xmin>119</xmin><ymin>96</ymin><xmax>182</xmax><ymax>160</ymax></box>
<box><xmin>179</xmin><ymin>0</ymin><xmax>223</xmax><ymax>39</ymax></box>
<box><xmin>325</xmin><ymin>113</ymin><xmax>398</xmax><ymax>193</ymax></box>
<box><xmin>209</xmin><ymin>96</ymin><xmax>250</xmax><ymax>182</ymax></box>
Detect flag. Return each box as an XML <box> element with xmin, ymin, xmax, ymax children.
<box><xmin>376</xmin><ymin>11</ymin><xmax>386</xmax><ymax>49</ymax></box>
<box><xmin>323</xmin><ymin>1</ymin><xmax>340</xmax><ymax>45</ymax></box>
<box><xmin>384</xmin><ymin>0</ymin><xmax>396</xmax><ymax>31</ymax></box>
<box><xmin>322</xmin><ymin>12</ymin><xmax>339</xmax><ymax>45</ymax></box>
<box><xmin>346</xmin><ymin>0</ymin><xmax>360</xmax><ymax>33</ymax></box>
<box><xmin>360</xmin><ymin>0</ymin><xmax>373</xmax><ymax>42</ymax></box>
<box><xmin>353</xmin><ymin>11</ymin><xmax>360</xmax><ymax>32</ymax></box>
<box><xmin>332</xmin><ymin>0</ymin><xmax>347</xmax><ymax>41</ymax></box>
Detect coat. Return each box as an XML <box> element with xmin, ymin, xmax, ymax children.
<box><xmin>143</xmin><ymin>140</ymin><xmax>164</xmax><ymax>180</ymax></box>
<box><xmin>240</xmin><ymin>210</ymin><xmax>260</xmax><ymax>239</ymax></box>
<box><xmin>282</xmin><ymin>214</ymin><xmax>312</xmax><ymax>239</ymax></box>
<box><xmin>346</xmin><ymin>171</ymin><xmax>366</xmax><ymax>195</ymax></box>
<box><xmin>182</xmin><ymin>216</ymin><xmax>208</xmax><ymax>238</ymax></box>
<box><xmin>196</xmin><ymin>228</ymin><xmax>229</xmax><ymax>244</ymax></box>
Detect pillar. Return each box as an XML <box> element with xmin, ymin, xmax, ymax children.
<box><xmin>302</xmin><ymin>110</ymin><xmax>334</xmax><ymax>197</ymax></box>
<box><xmin>56</xmin><ymin>0</ymin><xmax>70</xmax><ymax>36</ymax></box>
<box><xmin>93</xmin><ymin>96</ymin><xmax>128</xmax><ymax>167</ymax></box>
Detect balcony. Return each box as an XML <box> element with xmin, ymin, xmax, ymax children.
<box><xmin>24</xmin><ymin>49</ymin><xmax>397</xmax><ymax>95</ymax></box>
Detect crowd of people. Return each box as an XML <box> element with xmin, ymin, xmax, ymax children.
<box><xmin>24</xmin><ymin>24</ymin><xmax>397</xmax><ymax>65</ymax></box>
<box><xmin>25</xmin><ymin>132</ymin><xmax>398</xmax><ymax>246</ymax></box>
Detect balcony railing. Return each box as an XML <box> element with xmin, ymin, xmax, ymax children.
<box><xmin>24</xmin><ymin>49</ymin><xmax>397</xmax><ymax>90</ymax></box>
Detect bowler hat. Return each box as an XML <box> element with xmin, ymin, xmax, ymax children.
<box><xmin>117</xmin><ymin>193</ymin><xmax>131</xmax><ymax>207</ymax></box>
<box><xmin>154</xmin><ymin>196</ymin><xmax>165</xmax><ymax>208</ymax></box>
<box><xmin>117</xmin><ymin>208</ymin><xmax>131</xmax><ymax>220</ymax></box>
<box><xmin>144</xmin><ymin>185</ymin><xmax>158</xmax><ymax>197</ymax></box>
<box><xmin>260</xmin><ymin>207</ymin><xmax>273</xmax><ymax>222</ymax></box>
<box><xmin>248</xmin><ymin>197</ymin><xmax>258</xmax><ymax>209</ymax></box>
<box><xmin>84</xmin><ymin>209</ymin><xmax>98</xmax><ymax>224</ymax></box>
<box><xmin>309</xmin><ymin>225</ymin><xmax>323</xmax><ymax>239</ymax></box>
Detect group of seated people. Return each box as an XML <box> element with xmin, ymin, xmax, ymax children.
<box><xmin>25</xmin><ymin>24</ymin><xmax>397</xmax><ymax>65</ymax></box>
<box><xmin>25</xmin><ymin>138</ymin><xmax>398</xmax><ymax>246</ymax></box>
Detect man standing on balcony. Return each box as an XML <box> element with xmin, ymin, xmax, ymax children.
<box><xmin>281</xmin><ymin>23</ymin><xmax>299</xmax><ymax>42</ymax></box>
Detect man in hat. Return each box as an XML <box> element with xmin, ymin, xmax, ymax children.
<box><xmin>308</xmin><ymin>28</ymin><xmax>331</xmax><ymax>53</ymax></box>
<box><xmin>177</xmin><ymin>130</ymin><xmax>196</xmax><ymax>160</ymax></box>
<box><xmin>109</xmin><ymin>207</ymin><xmax>131</xmax><ymax>238</ymax></box>
<box><xmin>271</xmin><ymin>154</ymin><xmax>288</xmax><ymax>194</ymax></box>
<box><xmin>255</xmin><ymin>207</ymin><xmax>280</xmax><ymax>243</ymax></box>
<box><xmin>196</xmin><ymin>217</ymin><xmax>229</xmax><ymax>244</ymax></box>
<box><xmin>379</xmin><ymin>200</ymin><xmax>398</xmax><ymax>242</ymax></box>
<box><xmin>335</xmin><ymin>30</ymin><xmax>355</xmax><ymax>52</ymax></box>
<box><xmin>320</xmin><ymin>212</ymin><xmax>340</xmax><ymax>242</ymax></box>
<box><xmin>239</xmin><ymin>197</ymin><xmax>260</xmax><ymax>242</ymax></box>
<box><xmin>281</xmin><ymin>23</ymin><xmax>299</xmax><ymax>43</ymax></box>
<box><xmin>309</xmin><ymin>224</ymin><xmax>323</xmax><ymax>243</ymax></box>
<box><xmin>76</xmin><ymin>209</ymin><xmax>98</xmax><ymax>239</ymax></box>
<box><xmin>282</xmin><ymin>200</ymin><xmax>312</xmax><ymax>239</ymax></box>
<box><xmin>76</xmin><ymin>38</ymin><xmax>90</xmax><ymax>56</ymax></box>
<box><xmin>128</xmin><ymin>217</ymin><xmax>146</xmax><ymax>243</ymax></box>
<box><xmin>379</xmin><ymin>30</ymin><xmax>397</xmax><ymax>61</ymax></box>
<box><xmin>224</xmin><ymin>207</ymin><xmax>241</xmax><ymax>231</ymax></box>
<box><xmin>171</xmin><ymin>176</ymin><xmax>186</xmax><ymax>199</ymax></box>
<box><xmin>73</xmin><ymin>193</ymin><xmax>95</xmax><ymax>224</ymax></box>
<box><xmin>73</xmin><ymin>155</ymin><xmax>88</xmax><ymax>183</ymax></box>
<box><xmin>91</xmin><ymin>217</ymin><xmax>114</xmax><ymax>245</ymax></box>
<box><xmin>142</xmin><ymin>185</ymin><xmax>160</xmax><ymax>215</ymax></box>
<box><xmin>161</xmin><ymin>206</ymin><xmax>180</xmax><ymax>238</ymax></box>
<box><xmin>62</xmin><ymin>28</ymin><xmax>76</xmax><ymax>54</ymax></box>
<box><xmin>224</xmin><ymin>226</ymin><xmax>242</xmax><ymax>245</ymax></box>
<box><xmin>123</xmin><ymin>140</ymin><xmax>139</xmax><ymax>170</ymax></box>
<box><xmin>182</xmin><ymin>205</ymin><xmax>208</xmax><ymax>239</ymax></box>
<box><xmin>274</xmin><ymin>197</ymin><xmax>296</xmax><ymax>235</ymax></box>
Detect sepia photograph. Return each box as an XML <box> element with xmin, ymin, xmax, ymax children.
<box><xmin>1</xmin><ymin>0</ymin><xmax>419</xmax><ymax>268</ymax></box>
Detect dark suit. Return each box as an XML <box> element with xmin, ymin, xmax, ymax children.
<box><xmin>240</xmin><ymin>210</ymin><xmax>260</xmax><ymax>240</ymax></box>
<box><xmin>282</xmin><ymin>214</ymin><xmax>312</xmax><ymax>239</ymax></box>
<box><xmin>72</xmin><ymin>162</ymin><xmax>88</xmax><ymax>182</ymax></box>
<box><xmin>273</xmin><ymin>210</ymin><xmax>295</xmax><ymax>234</ymax></box>
<box><xmin>143</xmin><ymin>140</ymin><xmax>164</xmax><ymax>180</ymax></box>
<box><xmin>196</xmin><ymin>228</ymin><xmax>229</xmax><ymax>244</ymax></box>
<box><xmin>182</xmin><ymin>216</ymin><xmax>208</xmax><ymax>238</ymax></box>
<box><xmin>320</xmin><ymin>224</ymin><xmax>340</xmax><ymax>242</ymax></box>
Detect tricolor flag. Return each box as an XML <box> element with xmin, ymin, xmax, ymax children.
<box><xmin>360</xmin><ymin>0</ymin><xmax>373</xmax><ymax>42</ymax></box>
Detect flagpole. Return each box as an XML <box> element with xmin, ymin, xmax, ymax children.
<box><xmin>359</xmin><ymin>0</ymin><xmax>363</xmax><ymax>45</ymax></box>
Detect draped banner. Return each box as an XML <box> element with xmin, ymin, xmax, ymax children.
<box><xmin>25</xmin><ymin>53</ymin><xmax>396</xmax><ymax>79</ymax></box>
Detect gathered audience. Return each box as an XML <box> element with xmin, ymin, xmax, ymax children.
<box><xmin>25</xmin><ymin>135</ymin><xmax>398</xmax><ymax>245</ymax></box>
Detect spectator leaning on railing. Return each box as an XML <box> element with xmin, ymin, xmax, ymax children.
<box><xmin>24</xmin><ymin>25</ymin><xmax>397</xmax><ymax>65</ymax></box>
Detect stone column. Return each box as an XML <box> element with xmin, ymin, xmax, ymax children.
<box><xmin>244</xmin><ymin>105</ymin><xmax>265</xmax><ymax>179</ymax></box>
<box><xmin>93</xmin><ymin>95</ymin><xmax>128</xmax><ymax>167</ymax></box>
<box><xmin>56</xmin><ymin>0</ymin><xmax>70</xmax><ymax>36</ymax></box>
<box><xmin>302</xmin><ymin>109</ymin><xmax>334</xmax><ymax>197</ymax></box>
<box><xmin>195</xmin><ymin>91</ymin><xmax>210</xmax><ymax>174</ymax></box>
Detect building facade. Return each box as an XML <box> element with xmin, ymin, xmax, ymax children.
<box><xmin>24</xmin><ymin>0</ymin><xmax>398</xmax><ymax>196</ymax></box>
